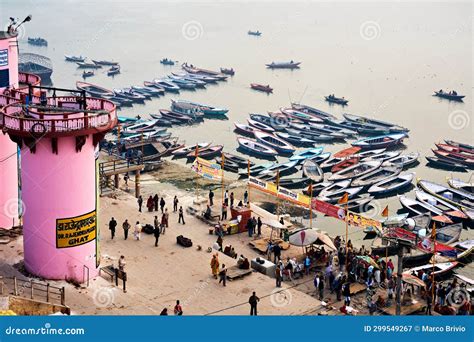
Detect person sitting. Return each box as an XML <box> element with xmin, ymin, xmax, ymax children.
<box><xmin>204</xmin><ymin>205</ymin><xmax>212</xmax><ymax>220</ymax></box>
<box><xmin>237</xmin><ymin>255</ymin><xmax>250</xmax><ymax>269</ymax></box>
<box><xmin>282</xmin><ymin>258</ymin><xmax>294</xmax><ymax>281</ymax></box>
<box><xmin>237</xmin><ymin>200</ymin><xmax>243</xmax><ymax>207</ymax></box>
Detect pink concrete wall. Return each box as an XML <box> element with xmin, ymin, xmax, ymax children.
<box><xmin>22</xmin><ymin>135</ymin><xmax>99</xmax><ymax>281</ymax></box>
<box><xmin>0</xmin><ymin>35</ymin><xmax>19</xmax><ymax>229</ymax></box>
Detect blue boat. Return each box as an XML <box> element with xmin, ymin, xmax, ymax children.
<box><xmin>166</xmin><ymin>78</ymin><xmax>196</xmax><ymax>90</ymax></box>
<box><xmin>153</xmin><ymin>79</ymin><xmax>180</xmax><ymax>92</ymax></box>
<box><xmin>289</xmin><ymin>147</ymin><xmax>324</xmax><ymax>164</ymax></box>
<box><xmin>160</xmin><ymin>58</ymin><xmax>175</xmax><ymax>65</ymax></box>
<box><xmin>173</xmin><ymin>99</ymin><xmax>228</xmax><ymax>117</ymax></box>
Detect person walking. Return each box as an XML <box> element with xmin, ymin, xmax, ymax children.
<box><xmin>123</xmin><ymin>173</ymin><xmax>129</xmax><ymax>187</ymax></box>
<box><xmin>257</xmin><ymin>217</ymin><xmax>262</xmax><ymax>236</ymax></box>
<box><xmin>224</xmin><ymin>190</ymin><xmax>229</xmax><ymax>206</ymax></box>
<box><xmin>209</xmin><ymin>189</ymin><xmax>214</xmax><ymax>206</ymax></box>
<box><xmin>174</xmin><ymin>300</ymin><xmax>183</xmax><ymax>316</ymax></box>
<box><xmin>210</xmin><ymin>253</ymin><xmax>220</xmax><ymax>279</ymax></box>
<box><xmin>425</xmin><ymin>292</ymin><xmax>432</xmax><ymax>315</ymax></box>
<box><xmin>342</xmin><ymin>280</ymin><xmax>351</xmax><ymax>306</ymax></box>
<box><xmin>275</xmin><ymin>264</ymin><xmax>282</xmax><ymax>287</ymax></box>
<box><xmin>147</xmin><ymin>195</ymin><xmax>154</xmax><ymax>212</ymax></box>
<box><xmin>109</xmin><ymin>217</ymin><xmax>117</xmax><ymax>239</ymax></box>
<box><xmin>173</xmin><ymin>195</ymin><xmax>179</xmax><ymax>212</ymax></box>
<box><xmin>162</xmin><ymin>208</ymin><xmax>169</xmax><ymax>229</ymax></box>
<box><xmin>137</xmin><ymin>195</ymin><xmax>143</xmax><ymax>212</ymax></box>
<box><xmin>122</xmin><ymin>219</ymin><xmax>130</xmax><ymax>240</ymax></box>
<box><xmin>219</xmin><ymin>264</ymin><xmax>227</xmax><ymax>287</ymax></box>
<box><xmin>154</xmin><ymin>223</ymin><xmax>161</xmax><ymax>247</ymax></box>
<box><xmin>178</xmin><ymin>206</ymin><xmax>185</xmax><ymax>224</ymax></box>
<box><xmin>318</xmin><ymin>274</ymin><xmax>325</xmax><ymax>300</ymax></box>
<box><xmin>118</xmin><ymin>255</ymin><xmax>126</xmax><ymax>271</ymax></box>
<box><xmin>249</xmin><ymin>292</ymin><xmax>259</xmax><ymax>316</ymax></box>
<box><xmin>160</xmin><ymin>197</ymin><xmax>166</xmax><ymax>213</ymax></box>
<box><xmin>273</xmin><ymin>243</ymin><xmax>281</xmax><ymax>264</ymax></box>
<box><xmin>134</xmin><ymin>221</ymin><xmax>141</xmax><ymax>241</ymax></box>
<box><xmin>153</xmin><ymin>194</ymin><xmax>159</xmax><ymax>212</ymax></box>
<box><xmin>230</xmin><ymin>192</ymin><xmax>234</xmax><ymax>207</ymax></box>
<box><xmin>221</xmin><ymin>202</ymin><xmax>227</xmax><ymax>220</ymax></box>
<box><xmin>243</xmin><ymin>190</ymin><xmax>248</xmax><ymax>205</ymax></box>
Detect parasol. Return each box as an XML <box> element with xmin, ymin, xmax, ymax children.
<box><xmin>289</xmin><ymin>229</ymin><xmax>319</xmax><ymax>247</ymax></box>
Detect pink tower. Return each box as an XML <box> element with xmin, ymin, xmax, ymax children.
<box><xmin>0</xmin><ymin>31</ymin><xmax>20</xmax><ymax>229</ymax></box>
<box><xmin>1</xmin><ymin>79</ymin><xmax>117</xmax><ymax>281</ymax></box>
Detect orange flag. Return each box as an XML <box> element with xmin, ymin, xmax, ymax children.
<box><xmin>308</xmin><ymin>183</ymin><xmax>313</xmax><ymax>195</ymax></box>
<box><xmin>381</xmin><ymin>205</ymin><xmax>389</xmax><ymax>217</ymax></box>
<box><xmin>338</xmin><ymin>192</ymin><xmax>349</xmax><ymax>204</ymax></box>
<box><xmin>194</xmin><ymin>144</ymin><xmax>199</xmax><ymax>157</ymax></box>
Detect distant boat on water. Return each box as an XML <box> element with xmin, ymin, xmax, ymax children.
<box><xmin>266</xmin><ymin>61</ymin><xmax>301</xmax><ymax>69</ymax></box>
<box><xmin>65</xmin><ymin>55</ymin><xmax>85</xmax><ymax>62</ymax></box>
<box><xmin>325</xmin><ymin>94</ymin><xmax>348</xmax><ymax>105</ymax></box>
<box><xmin>92</xmin><ymin>59</ymin><xmax>119</xmax><ymax>66</ymax></box>
<box><xmin>160</xmin><ymin>58</ymin><xmax>175</xmax><ymax>65</ymax></box>
<box><xmin>27</xmin><ymin>37</ymin><xmax>48</xmax><ymax>46</ymax></box>
<box><xmin>76</xmin><ymin>81</ymin><xmax>114</xmax><ymax>98</ymax></box>
<box><xmin>434</xmin><ymin>89</ymin><xmax>465</xmax><ymax>101</ymax></box>
<box><xmin>248</xmin><ymin>30</ymin><xmax>262</xmax><ymax>36</ymax></box>
<box><xmin>250</xmin><ymin>83</ymin><xmax>273</xmax><ymax>93</ymax></box>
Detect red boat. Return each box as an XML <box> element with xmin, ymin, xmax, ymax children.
<box><xmin>432</xmin><ymin>149</ymin><xmax>474</xmax><ymax>168</ymax></box>
<box><xmin>436</xmin><ymin>143</ymin><xmax>474</xmax><ymax>156</ymax></box>
<box><xmin>330</xmin><ymin>156</ymin><xmax>360</xmax><ymax>173</ymax></box>
<box><xmin>250</xmin><ymin>83</ymin><xmax>273</xmax><ymax>93</ymax></box>
<box><xmin>186</xmin><ymin>145</ymin><xmax>224</xmax><ymax>160</ymax></box>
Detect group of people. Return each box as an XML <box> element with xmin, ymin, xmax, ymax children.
<box><xmin>137</xmin><ymin>194</ymin><xmax>186</xmax><ymax>224</ymax></box>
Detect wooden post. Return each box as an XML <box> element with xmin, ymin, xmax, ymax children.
<box><xmin>345</xmin><ymin>202</ymin><xmax>349</xmax><ymax>274</ymax></box>
<box><xmin>114</xmin><ymin>174</ymin><xmax>119</xmax><ymax>188</ymax></box>
<box><xmin>396</xmin><ymin>246</ymin><xmax>404</xmax><ymax>315</ymax></box>
<box><xmin>13</xmin><ymin>277</ymin><xmax>18</xmax><ymax>296</ymax></box>
<box><xmin>135</xmin><ymin>170</ymin><xmax>140</xmax><ymax>198</ymax></box>
<box><xmin>61</xmin><ymin>287</ymin><xmax>65</xmax><ymax>306</ymax></box>
<box><xmin>30</xmin><ymin>280</ymin><xmax>33</xmax><ymax>299</ymax></box>
<box><xmin>247</xmin><ymin>160</ymin><xmax>251</xmax><ymax>208</ymax></box>
<box><xmin>46</xmin><ymin>284</ymin><xmax>50</xmax><ymax>302</ymax></box>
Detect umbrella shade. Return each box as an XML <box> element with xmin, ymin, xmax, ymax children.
<box><xmin>402</xmin><ymin>273</ymin><xmax>426</xmax><ymax>288</ymax></box>
<box><xmin>289</xmin><ymin>229</ymin><xmax>319</xmax><ymax>247</ymax></box>
<box><xmin>355</xmin><ymin>255</ymin><xmax>379</xmax><ymax>268</ymax></box>
<box><xmin>316</xmin><ymin>233</ymin><xmax>337</xmax><ymax>251</ymax></box>
<box><xmin>263</xmin><ymin>219</ymin><xmax>286</xmax><ymax>230</ymax></box>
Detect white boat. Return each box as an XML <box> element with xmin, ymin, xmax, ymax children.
<box><xmin>368</xmin><ymin>172</ymin><xmax>414</xmax><ymax>196</ymax></box>
<box><xmin>328</xmin><ymin>160</ymin><xmax>382</xmax><ymax>181</ymax></box>
<box><xmin>254</xmin><ymin>131</ymin><xmax>296</xmax><ymax>154</ymax></box>
<box><xmin>403</xmin><ymin>262</ymin><xmax>458</xmax><ymax>278</ymax></box>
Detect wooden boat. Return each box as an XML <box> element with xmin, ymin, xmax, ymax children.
<box><xmin>77</xmin><ymin>61</ymin><xmax>102</xmax><ymax>69</ymax></box>
<box><xmin>234</xmin><ymin>122</ymin><xmax>256</xmax><ymax>136</ymax></box>
<box><xmin>175</xmin><ymin>99</ymin><xmax>228</xmax><ymax>116</ymax></box>
<box><xmin>303</xmin><ymin>181</ymin><xmax>334</xmax><ymax>196</ymax></box>
<box><xmin>92</xmin><ymin>59</ymin><xmax>119</xmax><ymax>66</ymax></box>
<box><xmin>307</xmin><ymin>152</ymin><xmax>332</xmax><ymax>165</ymax></box>
<box><xmin>434</xmin><ymin>90</ymin><xmax>465</xmax><ymax>101</ymax></box>
<box><xmin>250</xmin><ymin>83</ymin><xmax>273</xmax><ymax>93</ymax></box>
<box><xmin>309</xmin><ymin>123</ymin><xmax>357</xmax><ymax>138</ymax></box>
<box><xmin>220</xmin><ymin>67</ymin><xmax>235</xmax><ymax>75</ymax></box>
<box><xmin>167</xmin><ymin>78</ymin><xmax>196</xmax><ymax>90</ymax></box>
<box><xmin>425</xmin><ymin>156</ymin><xmax>467</xmax><ymax>171</ymax></box>
<box><xmin>302</xmin><ymin>159</ymin><xmax>324</xmax><ymax>183</ymax></box>
<box><xmin>282</xmin><ymin>108</ymin><xmax>324</xmax><ymax>123</ymax></box>
<box><xmin>153</xmin><ymin>79</ymin><xmax>180</xmax><ymax>92</ymax></box>
<box><xmin>436</xmin><ymin>143</ymin><xmax>474</xmax><ymax>156</ymax></box>
<box><xmin>114</xmin><ymin>88</ymin><xmax>147</xmax><ymax>102</ymax></box>
<box><xmin>306</xmin><ymin>123</ymin><xmax>346</xmax><ymax>140</ymax></box>
<box><xmin>447</xmin><ymin>178</ymin><xmax>474</xmax><ymax>194</ymax></box>
<box><xmin>159</xmin><ymin>109</ymin><xmax>193</xmax><ymax>123</ymax></box>
<box><xmin>352</xmin><ymin>133</ymin><xmax>407</xmax><ymax>150</ymax></box>
<box><xmin>329</xmin><ymin>160</ymin><xmax>381</xmax><ymax>181</ymax></box>
<box><xmin>160</xmin><ymin>58</ymin><xmax>175</xmax><ymax>65</ymax></box>
<box><xmin>172</xmin><ymin>142</ymin><xmax>212</xmax><ymax>157</ymax></box>
<box><xmin>240</xmin><ymin>163</ymin><xmax>274</xmax><ymax>177</ymax></box>
<box><xmin>444</xmin><ymin>140</ymin><xmax>474</xmax><ymax>153</ymax></box>
<box><xmin>351</xmin><ymin>165</ymin><xmax>402</xmax><ymax>188</ymax></box>
<box><xmin>149</xmin><ymin>113</ymin><xmax>175</xmax><ymax>126</ymax></box>
<box><xmin>285</xmin><ymin>128</ymin><xmax>334</xmax><ymax>142</ymax></box>
<box><xmin>215</xmin><ymin>158</ymin><xmax>239</xmax><ymax>173</ymax></box>
<box><xmin>318</xmin><ymin>186</ymin><xmax>363</xmax><ymax>204</ymax></box>
<box><xmin>131</xmin><ymin>86</ymin><xmax>162</xmax><ymax>97</ymax></box>
<box><xmin>275</xmin><ymin>132</ymin><xmax>315</xmax><ymax>146</ymax></box>
<box><xmin>382</xmin><ymin>152</ymin><xmax>419</xmax><ymax>169</ymax></box>
<box><xmin>254</xmin><ymin>131</ymin><xmax>296</xmax><ymax>154</ymax></box>
<box><xmin>368</xmin><ymin>172</ymin><xmax>414</xmax><ymax>196</ymax></box>
<box><xmin>169</xmin><ymin>101</ymin><xmax>204</xmax><ymax>120</ymax></box>
<box><xmin>65</xmin><ymin>55</ymin><xmax>85</xmax><ymax>62</ymax></box>
<box><xmin>278</xmin><ymin>177</ymin><xmax>311</xmax><ymax>189</ymax></box>
<box><xmin>173</xmin><ymin>71</ymin><xmax>219</xmax><ymax>83</ymax></box>
<box><xmin>404</xmin><ymin>262</ymin><xmax>458</xmax><ymax>279</ymax></box>
<box><xmin>343</xmin><ymin>113</ymin><xmax>409</xmax><ymax>133</ymax></box>
<box><xmin>143</xmin><ymin>81</ymin><xmax>166</xmax><ymax>94</ymax></box>
<box><xmin>118</xmin><ymin>116</ymin><xmax>139</xmax><ymax>124</ymax></box>
<box><xmin>121</xmin><ymin>120</ymin><xmax>162</xmax><ymax>136</ymax></box>
<box><xmin>82</xmin><ymin>70</ymin><xmax>94</xmax><ymax>78</ymax></box>
<box><xmin>28</xmin><ymin>37</ymin><xmax>48</xmax><ymax>46</ymax></box>
<box><xmin>216</xmin><ymin>153</ymin><xmax>253</xmax><ymax>172</ymax></box>
<box><xmin>248</xmin><ymin>30</ymin><xmax>262</xmax><ymax>36</ymax></box>
<box><xmin>340</xmin><ymin>194</ymin><xmax>374</xmax><ymax>212</ymax></box>
<box><xmin>330</xmin><ymin>157</ymin><xmax>360</xmax><ymax>173</ymax></box>
<box><xmin>432</xmin><ymin>149</ymin><xmax>474</xmax><ymax>168</ymax></box>
<box><xmin>289</xmin><ymin>147</ymin><xmax>324</xmax><ymax>163</ymax></box>
<box><xmin>366</xmin><ymin>150</ymin><xmax>400</xmax><ymax>162</ymax></box>
<box><xmin>415</xmin><ymin>190</ymin><xmax>469</xmax><ymax>224</ymax></box>
<box><xmin>237</xmin><ymin>137</ymin><xmax>278</xmax><ymax>158</ymax></box>
<box><xmin>356</xmin><ymin>148</ymin><xmax>387</xmax><ymax>159</ymax></box>
<box><xmin>247</xmin><ymin>118</ymin><xmax>275</xmax><ymax>133</ymax></box>
<box><xmin>181</xmin><ymin>63</ymin><xmax>228</xmax><ymax>80</ymax></box>
<box><xmin>318</xmin><ymin>180</ymin><xmax>352</xmax><ymax>199</ymax></box>
<box><xmin>290</xmin><ymin>103</ymin><xmax>337</xmax><ymax>121</ymax></box>
<box><xmin>259</xmin><ymin>161</ymin><xmax>299</xmax><ymax>177</ymax></box>
<box><xmin>334</xmin><ymin>147</ymin><xmax>362</xmax><ymax>158</ymax></box>
<box><xmin>250</xmin><ymin>113</ymin><xmax>286</xmax><ymax>130</ymax></box>
<box><xmin>107</xmin><ymin>65</ymin><xmax>120</xmax><ymax>76</ymax></box>
<box><xmin>398</xmin><ymin>195</ymin><xmax>453</xmax><ymax>224</ymax></box>
<box><xmin>417</xmin><ymin>180</ymin><xmax>474</xmax><ymax>215</ymax></box>
<box><xmin>76</xmin><ymin>81</ymin><xmax>114</xmax><ymax>97</ymax></box>
<box><xmin>326</xmin><ymin>118</ymin><xmax>392</xmax><ymax>136</ymax></box>
<box><xmin>169</xmin><ymin>75</ymin><xmax>207</xmax><ymax>88</ymax></box>
<box><xmin>187</xmin><ymin>145</ymin><xmax>223</xmax><ymax>160</ymax></box>
<box><xmin>266</xmin><ymin>61</ymin><xmax>301</xmax><ymax>69</ymax></box>
<box><xmin>325</xmin><ymin>95</ymin><xmax>348</xmax><ymax>105</ymax></box>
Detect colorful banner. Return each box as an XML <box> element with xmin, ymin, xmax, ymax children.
<box><xmin>191</xmin><ymin>157</ymin><xmax>223</xmax><ymax>181</ymax></box>
<box><xmin>249</xmin><ymin>176</ymin><xmax>310</xmax><ymax>207</ymax></box>
<box><xmin>346</xmin><ymin>211</ymin><xmax>382</xmax><ymax>229</ymax></box>
<box><xmin>312</xmin><ymin>199</ymin><xmax>346</xmax><ymax>220</ymax></box>
<box><xmin>56</xmin><ymin>210</ymin><xmax>97</xmax><ymax>248</ymax></box>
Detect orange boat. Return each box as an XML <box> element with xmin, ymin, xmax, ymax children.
<box><xmin>250</xmin><ymin>83</ymin><xmax>273</xmax><ymax>93</ymax></box>
<box><xmin>331</xmin><ymin>156</ymin><xmax>360</xmax><ymax>173</ymax></box>
<box><xmin>333</xmin><ymin>146</ymin><xmax>361</xmax><ymax>158</ymax></box>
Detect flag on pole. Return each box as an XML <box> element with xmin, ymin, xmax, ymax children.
<box><xmin>194</xmin><ymin>144</ymin><xmax>199</xmax><ymax>157</ymax></box>
<box><xmin>338</xmin><ymin>192</ymin><xmax>349</xmax><ymax>204</ymax></box>
<box><xmin>276</xmin><ymin>170</ymin><xmax>280</xmax><ymax>188</ymax></box>
<box><xmin>381</xmin><ymin>205</ymin><xmax>389</xmax><ymax>217</ymax></box>
<box><xmin>308</xmin><ymin>182</ymin><xmax>313</xmax><ymax>195</ymax></box>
